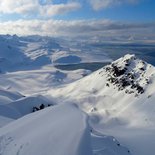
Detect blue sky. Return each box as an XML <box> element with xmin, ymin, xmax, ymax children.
<box><xmin>0</xmin><ymin>0</ymin><xmax>154</xmax><ymax>39</ymax></box>
<box><xmin>53</xmin><ymin>0</ymin><xmax>155</xmax><ymax>22</ymax></box>
<box><xmin>0</xmin><ymin>0</ymin><xmax>154</xmax><ymax>22</ymax></box>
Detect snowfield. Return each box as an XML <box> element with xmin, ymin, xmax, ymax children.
<box><xmin>47</xmin><ymin>54</ymin><xmax>155</xmax><ymax>155</ymax></box>
<box><xmin>0</xmin><ymin>35</ymin><xmax>111</xmax><ymax>73</ymax></box>
<box><xmin>0</xmin><ymin>103</ymin><xmax>131</xmax><ymax>155</ymax></box>
<box><xmin>0</xmin><ymin>35</ymin><xmax>155</xmax><ymax>155</ymax></box>
<box><xmin>0</xmin><ymin>104</ymin><xmax>92</xmax><ymax>155</ymax></box>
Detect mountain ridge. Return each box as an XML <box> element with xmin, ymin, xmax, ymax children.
<box><xmin>46</xmin><ymin>54</ymin><xmax>155</xmax><ymax>155</ymax></box>
<box><xmin>47</xmin><ymin>54</ymin><xmax>155</xmax><ymax>128</ymax></box>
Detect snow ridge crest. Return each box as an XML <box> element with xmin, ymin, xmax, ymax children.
<box><xmin>100</xmin><ymin>54</ymin><xmax>154</xmax><ymax>96</ymax></box>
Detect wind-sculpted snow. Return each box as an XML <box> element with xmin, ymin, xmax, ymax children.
<box><xmin>0</xmin><ymin>88</ymin><xmax>23</xmax><ymax>102</ymax></box>
<box><xmin>0</xmin><ymin>104</ymin><xmax>93</xmax><ymax>155</ymax></box>
<box><xmin>91</xmin><ymin>131</ymin><xmax>131</xmax><ymax>155</ymax></box>
<box><xmin>0</xmin><ymin>103</ymin><xmax>131</xmax><ymax>155</ymax></box>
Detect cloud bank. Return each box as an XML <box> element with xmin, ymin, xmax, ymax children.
<box><xmin>0</xmin><ymin>19</ymin><xmax>154</xmax><ymax>42</ymax></box>
<box><xmin>0</xmin><ymin>0</ymin><xmax>154</xmax><ymax>42</ymax></box>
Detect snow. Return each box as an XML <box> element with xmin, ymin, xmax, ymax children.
<box><xmin>47</xmin><ymin>54</ymin><xmax>155</xmax><ymax>155</ymax></box>
<box><xmin>52</xmin><ymin>51</ymin><xmax>82</xmax><ymax>65</ymax></box>
<box><xmin>100</xmin><ymin>126</ymin><xmax>155</xmax><ymax>155</ymax></box>
<box><xmin>91</xmin><ymin>132</ymin><xmax>130</xmax><ymax>155</ymax></box>
<box><xmin>0</xmin><ymin>35</ymin><xmax>155</xmax><ymax>155</ymax></box>
<box><xmin>0</xmin><ymin>104</ymin><xmax>92</xmax><ymax>155</ymax></box>
<box><xmin>0</xmin><ymin>67</ymin><xmax>92</xmax><ymax>95</ymax></box>
<box><xmin>0</xmin><ymin>116</ymin><xmax>14</xmax><ymax>128</ymax></box>
<box><xmin>0</xmin><ymin>103</ymin><xmax>131</xmax><ymax>155</ymax></box>
<box><xmin>0</xmin><ymin>35</ymin><xmax>111</xmax><ymax>72</ymax></box>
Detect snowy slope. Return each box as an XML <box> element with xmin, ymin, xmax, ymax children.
<box><xmin>0</xmin><ymin>57</ymin><xmax>92</xmax><ymax>127</ymax></box>
<box><xmin>0</xmin><ymin>85</ymin><xmax>54</xmax><ymax>127</ymax></box>
<box><xmin>47</xmin><ymin>54</ymin><xmax>155</xmax><ymax>155</ymax></box>
<box><xmin>0</xmin><ymin>103</ymin><xmax>131</xmax><ymax>155</ymax></box>
<box><xmin>0</xmin><ymin>87</ymin><xmax>25</xmax><ymax>127</ymax></box>
<box><xmin>0</xmin><ymin>67</ymin><xmax>91</xmax><ymax>95</ymax></box>
<box><xmin>0</xmin><ymin>35</ymin><xmax>111</xmax><ymax>73</ymax></box>
<box><xmin>0</xmin><ymin>35</ymin><xmax>155</xmax><ymax>155</ymax></box>
<box><xmin>0</xmin><ymin>95</ymin><xmax>52</xmax><ymax>118</ymax></box>
<box><xmin>0</xmin><ymin>87</ymin><xmax>23</xmax><ymax>105</ymax></box>
<box><xmin>0</xmin><ymin>104</ymin><xmax>93</xmax><ymax>155</ymax></box>
<box><xmin>47</xmin><ymin>54</ymin><xmax>155</xmax><ymax>126</ymax></box>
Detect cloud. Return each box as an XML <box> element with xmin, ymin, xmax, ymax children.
<box><xmin>0</xmin><ymin>0</ymin><xmax>81</xmax><ymax>16</ymax></box>
<box><xmin>0</xmin><ymin>19</ymin><xmax>154</xmax><ymax>42</ymax></box>
<box><xmin>89</xmin><ymin>0</ymin><xmax>139</xmax><ymax>11</ymax></box>
<box><xmin>41</xmin><ymin>2</ymin><xmax>81</xmax><ymax>16</ymax></box>
<box><xmin>0</xmin><ymin>0</ymin><xmax>39</xmax><ymax>14</ymax></box>
<box><xmin>0</xmin><ymin>19</ymin><xmax>112</xmax><ymax>36</ymax></box>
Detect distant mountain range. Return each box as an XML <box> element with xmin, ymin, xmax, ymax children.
<box><xmin>0</xmin><ymin>35</ymin><xmax>155</xmax><ymax>155</ymax></box>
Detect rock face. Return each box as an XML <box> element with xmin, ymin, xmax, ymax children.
<box><xmin>100</xmin><ymin>54</ymin><xmax>152</xmax><ymax>96</ymax></box>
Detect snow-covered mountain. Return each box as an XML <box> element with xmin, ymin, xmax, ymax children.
<box><xmin>0</xmin><ymin>53</ymin><xmax>133</xmax><ymax>155</ymax></box>
<box><xmin>0</xmin><ymin>35</ymin><xmax>155</xmax><ymax>155</ymax></box>
<box><xmin>0</xmin><ymin>35</ymin><xmax>111</xmax><ymax>73</ymax></box>
<box><xmin>0</xmin><ymin>103</ymin><xmax>131</xmax><ymax>155</ymax></box>
<box><xmin>47</xmin><ymin>54</ymin><xmax>155</xmax><ymax>155</ymax></box>
<box><xmin>0</xmin><ymin>104</ymin><xmax>93</xmax><ymax>155</ymax></box>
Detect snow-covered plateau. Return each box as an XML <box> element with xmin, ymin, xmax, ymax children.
<box><xmin>0</xmin><ymin>35</ymin><xmax>155</xmax><ymax>155</ymax></box>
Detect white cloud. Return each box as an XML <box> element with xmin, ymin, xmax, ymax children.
<box><xmin>0</xmin><ymin>0</ymin><xmax>38</xmax><ymax>14</ymax></box>
<box><xmin>0</xmin><ymin>0</ymin><xmax>81</xmax><ymax>16</ymax></box>
<box><xmin>89</xmin><ymin>0</ymin><xmax>139</xmax><ymax>10</ymax></box>
<box><xmin>41</xmin><ymin>2</ymin><xmax>81</xmax><ymax>16</ymax></box>
<box><xmin>0</xmin><ymin>19</ymin><xmax>154</xmax><ymax>42</ymax></box>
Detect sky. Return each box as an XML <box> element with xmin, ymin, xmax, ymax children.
<box><xmin>0</xmin><ymin>0</ymin><xmax>155</xmax><ymax>41</ymax></box>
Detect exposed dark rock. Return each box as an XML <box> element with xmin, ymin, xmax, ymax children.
<box><xmin>136</xmin><ymin>85</ymin><xmax>144</xmax><ymax>94</ymax></box>
<box><xmin>106</xmin><ymin>83</ymin><xmax>110</xmax><ymax>87</ymax></box>
<box><xmin>40</xmin><ymin>104</ymin><xmax>45</xmax><ymax>110</ymax></box>
<box><xmin>112</xmin><ymin>65</ymin><xmax>126</xmax><ymax>77</ymax></box>
<box><xmin>104</xmin><ymin>56</ymin><xmax>147</xmax><ymax>96</ymax></box>
<box><xmin>140</xmin><ymin>67</ymin><xmax>145</xmax><ymax>71</ymax></box>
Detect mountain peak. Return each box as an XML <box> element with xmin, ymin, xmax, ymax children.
<box><xmin>102</xmin><ymin>54</ymin><xmax>154</xmax><ymax>96</ymax></box>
